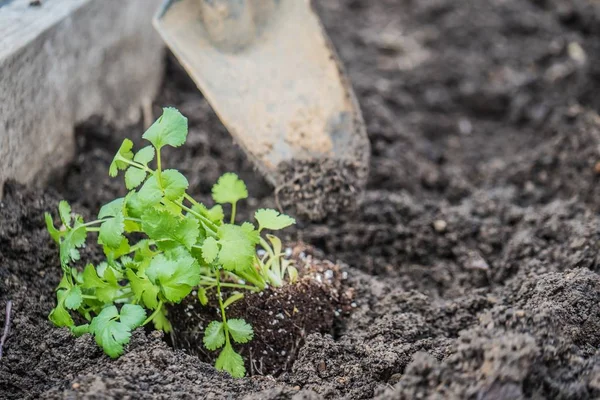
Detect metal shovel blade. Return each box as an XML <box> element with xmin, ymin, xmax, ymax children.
<box><xmin>154</xmin><ymin>0</ymin><xmax>370</xmax><ymax>219</ymax></box>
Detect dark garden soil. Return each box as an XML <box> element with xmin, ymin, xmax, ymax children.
<box><xmin>2</xmin><ymin>0</ymin><xmax>600</xmax><ymax>398</ymax></box>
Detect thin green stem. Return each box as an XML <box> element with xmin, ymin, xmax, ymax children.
<box><xmin>114</xmin><ymin>291</ymin><xmax>133</xmax><ymax>300</ymax></box>
<box><xmin>183</xmin><ymin>194</ymin><xmax>219</xmax><ymax>232</ymax></box>
<box><xmin>84</xmin><ymin>217</ymin><xmax>140</xmax><ymax>235</ymax></box>
<box><xmin>143</xmin><ymin>300</ymin><xmax>164</xmax><ymax>326</ymax></box>
<box><xmin>198</xmin><ymin>280</ymin><xmax>258</xmax><ymax>292</ymax></box>
<box><xmin>81</xmin><ymin>217</ymin><xmax>140</xmax><ymax>229</ymax></box>
<box><xmin>80</xmin><ymin>219</ymin><xmax>104</xmax><ymax>228</ymax></box>
<box><xmin>82</xmin><ymin>292</ymin><xmax>130</xmax><ymax>302</ymax></box>
<box><xmin>258</xmin><ymin>237</ymin><xmax>276</xmax><ymax>279</ymax></box>
<box><xmin>156</xmin><ymin>149</ymin><xmax>162</xmax><ymax>186</ymax></box>
<box><xmin>117</xmin><ymin>156</ymin><xmax>152</xmax><ymax>173</ymax></box>
<box><xmin>259</xmin><ymin>237</ymin><xmax>275</xmax><ymax>258</ymax></box>
<box><xmin>178</xmin><ymin>204</ymin><xmax>218</xmax><ymax>235</ymax></box>
<box><xmin>200</xmin><ymin>284</ymin><xmax>216</xmax><ymax>290</ymax></box>
<box><xmin>230</xmin><ymin>202</ymin><xmax>237</xmax><ymax>224</ymax></box>
<box><xmin>224</xmin><ymin>270</ymin><xmax>259</xmax><ymax>284</ymax></box>
<box><xmin>183</xmin><ymin>193</ymin><xmax>201</xmax><ymax>207</ymax></box>
<box><xmin>128</xmin><ymin>239</ymin><xmax>156</xmax><ymax>253</ymax></box>
<box><xmin>68</xmin><ymin>268</ymin><xmax>78</xmax><ymax>286</ymax></box>
<box><xmin>215</xmin><ymin>269</ymin><xmax>230</xmax><ymax>345</ymax></box>
<box><xmin>232</xmin><ymin>264</ymin><xmax>266</xmax><ymax>291</ymax></box>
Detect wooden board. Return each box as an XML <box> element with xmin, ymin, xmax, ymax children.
<box><xmin>0</xmin><ymin>0</ymin><xmax>164</xmax><ymax>194</ymax></box>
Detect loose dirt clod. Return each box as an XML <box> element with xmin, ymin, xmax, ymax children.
<box><xmin>276</xmin><ymin>158</ymin><xmax>367</xmax><ymax>221</ymax></box>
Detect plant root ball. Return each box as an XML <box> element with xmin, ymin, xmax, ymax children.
<box><xmin>168</xmin><ymin>243</ymin><xmax>354</xmax><ymax>376</ymax></box>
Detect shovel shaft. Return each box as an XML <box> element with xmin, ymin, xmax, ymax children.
<box><xmin>200</xmin><ymin>0</ymin><xmax>256</xmax><ymax>51</ymax></box>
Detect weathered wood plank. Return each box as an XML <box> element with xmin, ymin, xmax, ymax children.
<box><xmin>0</xmin><ymin>0</ymin><xmax>164</xmax><ymax>194</ymax></box>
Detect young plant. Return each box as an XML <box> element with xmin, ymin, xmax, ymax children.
<box><xmin>45</xmin><ymin>107</ymin><xmax>295</xmax><ymax>377</ymax></box>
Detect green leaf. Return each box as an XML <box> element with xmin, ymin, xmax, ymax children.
<box><xmin>198</xmin><ymin>287</ymin><xmax>208</xmax><ymax>306</ymax></box>
<box><xmin>160</xmin><ymin>198</ymin><xmax>183</xmax><ymax>215</ymax></box>
<box><xmin>90</xmin><ymin>305</ymin><xmax>119</xmax><ymax>330</ymax></box>
<box><xmin>203</xmin><ymin>321</ymin><xmax>225</xmax><ymax>350</ymax></box>
<box><xmin>109</xmin><ymin>139</ymin><xmax>134</xmax><ymax>177</ymax></box>
<box><xmin>64</xmin><ymin>286</ymin><xmax>83</xmax><ymax>310</ymax></box>
<box><xmin>57</xmin><ymin>273</ymin><xmax>72</xmax><ymax>291</ymax></box>
<box><xmin>208</xmin><ymin>205</ymin><xmax>225</xmax><ymax>223</ymax></box>
<box><xmin>82</xmin><ymin>264</ymin><xmax>106</xmax><ymax>288</ymax></box>
<box><xmin>99</xmin><ymin>212</ymin><xmax>124</xmax><ymax>249</ymax></box>
<box><xmin>45</xmin><ymin>212</ymin><xmax>61</xmax><ymax>243</ymax></box>
<box><xmin>134</xmin><ymin>146</ymin><xmax>155</xmax><ymax>166</ymax></box>
<box><xmin>138</xmin><ymin>175</ymin><xmax>163</xmax><ymax>207</ymax></box>
<box><xmin>124</xmin><ymin>192</ymin><xmax>144</xmax><ymax>220</ymax></box>
<box><xmin>140</xmin><ymin>208</ymin><xmax>177</xmax><ymax>239</ymax></box>
<box><xmin>95</xmin><ymin>323</ymin><xmax>131</xmax><ymax>358</ymax></box>
<box><xmin>217</xmin><ymin>224</ymin><xmax>259</xmax><ymax>272</ymax></box>
<box><xmin>49</xmin><ymin>303</ymin><xmax>74</xmax><ymax>327</ymax></box>
<box><xmin>152</xmin><ymin>307</ymin><xmax>172</xmax><ymax>333</ymax></box>
<box><xmin>119</xmin><ymin>304</ymin><xmax>146</xmax><ymax>329</ymax></box>
<box><xmin>191</xmin><ymin>203</ymin><xmax>224</xmax><ymax>225</ymax></box>
<box><xmin>287</xmin><ymin>266</ymin><xmax>299</xmax><ymax>284</ymax></box>
<box><xmin>98</xmin><ymin>198</ymin><xmax>124</xmax><ymax>219</ymax></box>
<box><xmin>142</xmin><ymin>107</ymin><xmax>188</xmax><ymax>150</ymax></box>
<box><xmin>101</xmin><ymin>264</ymin><xmax>121</xmax><ymax>284</ymax></box>
<box><xmin>124</xmin><ymin>218</ymin><xmax>141</xmax><ymax>234</ymax></box>
<box><xmin>255</xmin><ymin>209</ymin><xmax>296</xmax><ymax>231</ymax></box>
<box><xmin>227</xmin><ymin>319</ymin><xmax>253</xmax><ymax>344</ymax></box>
<box><xmin>71</xmin><ymin>324</ymin><xmax>90</xmax><ymax>337</ymax></box>
<box><xmin>266</xmin><ymin>234</ymin><xmax>282</xmax><ymax>256</ymax></box>
<box><xmin>82</xmin><ymin>264</ymin><xmax>121</xmax><ymax>303</ymax></box>
<box><xmin>125</xmin><ymin>167</ymin><xmax>147</xmax><ymax>190</ymax></box>
<box><xmin>145</xmin><ymin>252</ymin><xmax>201</xmax><ymax>303</ymax></box>
<box><xmin>126</xmin><ymin>270</ymin><xmax>160</xmax><ymax>309</ymax></box>
<box><xmin>88</xmin><ymin>305</ymin><xmax>144</xmax><ymax>359</ymax></box>
<box><xmin>141</xmin><ymin>209</ymin><xmax>199</xmax><ymax>250</ymax></box>
<box><xmin>120</xmin><ymin>256</ymin><xmax>137</xmax><ymax>270</ymax></box>
<box><xmin>215</xmin><ymin>344</ymin><xmax>246</xmax><ymax>378</ymax></box>
<box><xmin>103</xmin><ymin>237</ymin><xmax>131</xmax><ymax>260</ymax></box>
<box><xmin>161</xmin><ymin>169</ymin><xmax>189</xmax><ymax>200</ymax></box>
<box><xmin>59</xmin><ymin>224</ymin><xmax>87</xmax><ymax>267</ymax></box>
<box><xmin>132</xmin><ymin>239</ymin><xmax>156</xmax><ymax>264</ymax></box>
<box><xmin>90</xmin><ymin>306</ymin><xmax>129</xmax><ymax>358</ymax></box>
<box><xmin>222</xmin><ymin>293</ymin><xmax>244</xmax><ymax>309</ymax></box>
<box><xmin>212</xmin><ymin>173</ymin><xmax>248</xmax><ymax>205</ymax></box>
<box><xmin>58</xmin><ymin>200</ymin><xmax>72</xmax><ymax>227</ymax></box>
<box><xmin>201</xmin><ymin>237</ymin><xmax>219</xmax><ymax>264</ymax></box>
<box><xmin>59</xmin><ymin>241</ymin><xmax>77</xmax><ymax>268</ymax></box>
<box><xmin>241</xmin><ymin>222</ymin><xmax>260</xmax><ymax>244</ymax></box>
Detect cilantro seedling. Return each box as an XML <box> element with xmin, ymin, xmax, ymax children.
<box><xmin>46</xmin><ymin>107</ymin><xmax>296</xmax><ymax>377</ymax></box>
